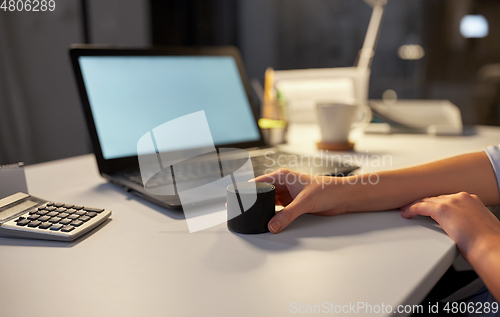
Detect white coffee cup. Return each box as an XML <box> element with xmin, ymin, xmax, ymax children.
<box><xmin>316</xmin><ymin>101</ymin><xmax>372</xmax><ymax>144</ymax></box>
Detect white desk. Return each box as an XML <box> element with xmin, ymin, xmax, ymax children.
<box><xmin>1</xmin><ymin>125</ymin><xmax>499</xmax><ymax>317</ymax></box>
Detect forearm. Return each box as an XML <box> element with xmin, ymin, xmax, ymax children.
<box><xmin>342</xmin><ymin>152</ymin><xmax>500</xmax><ymax>212</ymax></box>
<box><xmin>467</xmin><ymin>237</ymin><xmax>500</xmax><ymax>302</ymax></box>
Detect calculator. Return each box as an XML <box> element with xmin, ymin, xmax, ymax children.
<box><xmin>0</xmin><ymin>192</ymin><xmax>111</xmax><ymax>241</ymax></box>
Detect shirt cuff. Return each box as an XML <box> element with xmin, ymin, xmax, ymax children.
<box><xmin>483</xmin><ymin>145</ymin><xmax>500</xmax><ymax>193</ymax></box>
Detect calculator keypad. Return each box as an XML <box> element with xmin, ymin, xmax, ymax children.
<box><xmin>39</xmin><ymin>222</ymin><xmax>52</xmax><ymax>229</ymax></box>
<box><xmin>15</xmin><ymin>203</ymin><xmax>106</xmax><ymax>234</ymax></box>
<box><xmin>16</xmin><ymin>219</ymin><xmax>30</xmax><ymax>226</ymax></box>
<box><xmin>60</xmin><ymin>219</ymin><xmax>72</xmax><ymax>225</ymax></box>
<box><xmin>28</xmin><ymin>221</ymin><xmax>41</xmax><ymax>227</ymax></box>
<box><xmin>70</xmin><ymin>220</ymin><xmax>83</xmax><ymax>227</ymax></box>
<box><xmin>61</xmin><ymin>225</ymin><xmax>75</xmax><ymax>232</ymax></box>
<box><xmin>38</xmin><ymin>216</ymin><xmax>51</xmax><ymax>222</ymax></box>
<box><xmin>79</xmin><ymin>216</ymin><xmax>91</xmax><ymax>222</ymax></box>
<box><xmin>49</xmin><ymin>217</ymin><xmax>61</xmax><ymax>223</ymax></box>
<box><xmin>27</xmin><ymin>214</ymin><xmax>40</xmax><ymax>221</ymax></box>
<box><xmin>84</xmin><ymin>207</ymin><xmax>104</xmax><ymax>213</ymax></box>
<box><xmin>50</xmin><ymin>224</ymin><xmax>63</xmax><ymax>231</ymax></box>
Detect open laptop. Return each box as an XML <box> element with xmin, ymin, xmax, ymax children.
<box><xmin>69</xmin><ymin>45</ymin><xmax>357</xmax><ymax>209</ymax></box>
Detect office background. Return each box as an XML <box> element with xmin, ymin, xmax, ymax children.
<box><xmin>1</xmin><ymin>0</ymin><xmax>499</xmax><ymax>166</ymax></box>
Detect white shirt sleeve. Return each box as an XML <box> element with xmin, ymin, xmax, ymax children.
<box><xmin>483</xmin><ymin>145</ymin><xmax>500</xmax><ymax>192</ymax></box>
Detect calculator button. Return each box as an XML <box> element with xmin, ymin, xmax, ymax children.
<box><xmin>68</xmin><ymin>214</ymin><xmax>79</xmax><ymax>220</ymax></box>
<box><xmin>16</xmin><ymin>219</ymin><xmax>30</xmax><ymax>226</ymax></box>
<box><xmin>65</xmin><ymin>209</ymin><xmax>76</xmax><ymax>214</ymax></box>
<box><xmin>39</xmin><ymin>222</ymin><xmax>52</xmax><ymax>229</ymax></box>
<box><xmin>45</xmin><ymin>206</ymin><xmax>57</xmax><ymax>211</ymax></box>
<box><xmin>73</xmin><ymin>205</ymin><xmax>84</xmax><ymax>210</ymax></box>
<box><xmin>58</xmin><ymin>213</ymin><xmax>69</xmax><ymax>219</ymax></box>
<box><xmin>59</xmin><ymin>218</ymin><xmax>72</xmax><ymax>225</ymax></box>
<box><xmin>28</xmin><ymin>221</ymin><xmax>41</xmax><ymax>228</ymax></box>
<box><xmin>53</xmin><ymin>202</ymin><xmax>64</xmax><ymax>207</ymax></box>
<box><xmin>36</xmin><ymin>210</ymin><xmax>48</xmax><ymax>216</ymax></box>
<box><xmin>70</xmin><ymin>220</ymin><xmax>83</xmax><ymax>227</ymax></box>
<box><xmin>61</xmin><ymin>225</ymin><xmax>75</xmax><ymax>232</ymax></box>
<box><xmin>29</xmin><ymin>210</ymin><xmax>38</xmax><ymax>215</ymax></box>
<box><xmin>76</xmin><ymin>210</ymin><xmax>86</xmax><ymax>216</ymax></box>
<box><xmin>27</xmin><ymin>214</ymin><xmax>40</xmax><ymax>221</ymax></box>
<box><xmin>79</xmin><ymin>216</ymin><xmax>91</xmax><ymax>222</ymax></box>
<box><xmin>50</xmin><ymin>224</ymin><xmax>63</xmax><ymax>231</ymax></box>
<box><xmin>46</xmin><ymin>202</ymin><xmax>54</xmax><ymax>206</ymax></box>
<box><xmin>84</xmin><ymin>207</ymin><xmax>104</xmax><ymax>213</ymax></box>
<box><xmin>56</xmin><ymin>207</ymin><xmax>67</xmax><ymax>212</ymax></box>
<box><xmin>86</xmin><ymin>212</ymin><xmax>97</xmax><ymax>218</ymax></box>
<box><xmin>15</xmin><ymin>217</ymin><xmax>26</xmax><ymax>222</ymax></box>
<box><xmin>63</xmin><ymin>204</ymin><xmax>74</xmax><ymax>209</ymax></box>
<box><xmin>47</xmin><ymin>211</ymin><xmax>58</xmax><ymax>217</ymax></box>
<box><xmin>48</xmin><ymin>217</ymin><xmax>62</xmax><ymax>223</ymax></box>
<box><xmin>38</xmin><ymin>215</ymin><xmax>51</xmax><ymax>222</ymax></box>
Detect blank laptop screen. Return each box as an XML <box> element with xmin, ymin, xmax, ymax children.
<box><xmin>78</xmin><ymin>56</ymin><xmax>261</xmax><ymax>160</ymax></box>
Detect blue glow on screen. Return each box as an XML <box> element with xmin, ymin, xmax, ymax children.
<box><xmin>79</xmin><ymin>56</ymin><xmax>261</xmax><ymax>160</ymax></box>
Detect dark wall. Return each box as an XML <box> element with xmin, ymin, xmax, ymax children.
<box><xmin>0</xmin><ymin>0</ymin><xmax>150</xmax><ymax>166</ymax></box>
<box><xmin>150</xmin><ymin>0</ymin><xmax>238</xmax><ymax>46</ymax></box>
<box><xmin>149</xmin><ymin>0</ymin><xmax>500</xmax><ymax>125</ymax></box>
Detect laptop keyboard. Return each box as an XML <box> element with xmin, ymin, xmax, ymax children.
<box><xmin>123</xmin><ymin>151</ymin><xmax>345</xmax><ymax>188</ymax></box>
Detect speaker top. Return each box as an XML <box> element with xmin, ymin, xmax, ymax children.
<box><xmin>227</xmin><ymin>181</ymin><xmax>275</xmax><ymax>195</ymax></box>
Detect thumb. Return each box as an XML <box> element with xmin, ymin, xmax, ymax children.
<box><xmin>268</xmin><ymin>193</ymin><xmax>311</xmax><ymax>233</ymax></box>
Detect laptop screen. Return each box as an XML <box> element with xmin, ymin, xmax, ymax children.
<box><xmin>78</xmin><ymin>56</ymin><xmax>261</xmax><ymax>160</ymax></box>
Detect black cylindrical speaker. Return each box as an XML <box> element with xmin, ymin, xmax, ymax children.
<box><xmin>226</xmin><ymin>182</ymin><xmax>275</xmax><ymax>234</ymax></box>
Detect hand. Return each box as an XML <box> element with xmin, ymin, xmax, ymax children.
<box><xmin>401</xmin><ymin>192</ymin><xmax>500</xmax><ymax>260</ymax></box>
<box><xmin>254</xmin><ymin>169</ymin><xmax>348</xmax><ymax>233</ymax></box>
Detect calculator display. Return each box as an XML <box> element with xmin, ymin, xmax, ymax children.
<box><xmin>0</xmin><ymin>200</ymin><xmax>38</xmax><ymax>221</ymax></box>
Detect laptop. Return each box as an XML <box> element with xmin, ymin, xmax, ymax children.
<box><xmin>69</xmin><ymin>45</ymin><xmax>357</xmax><ymax>209</ymax></box>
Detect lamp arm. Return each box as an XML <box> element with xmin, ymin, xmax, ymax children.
<box><xmin>357</xmin><ymin>1</ymin><xmax>386</xmax><ymax>70</ymax></box>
